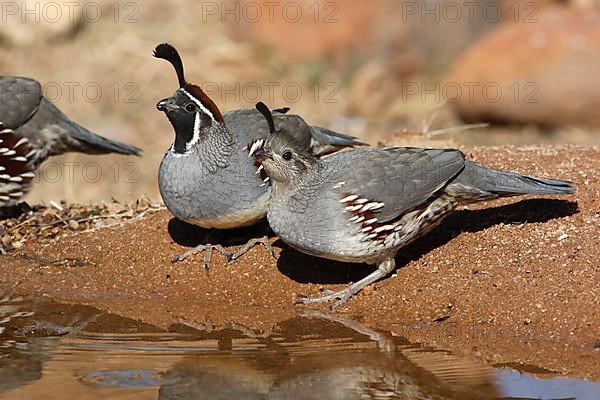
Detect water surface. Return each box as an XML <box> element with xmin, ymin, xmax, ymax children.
<box><xmin>1</xmin><ymin>293</ymin><xmax>597</xmax><ymax>399</ymax></box>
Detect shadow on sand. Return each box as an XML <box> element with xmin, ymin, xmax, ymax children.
<box><xmin>167</xmin><ymin>218</ymin><xmax>274</xmax><ymax>248</ymax></box>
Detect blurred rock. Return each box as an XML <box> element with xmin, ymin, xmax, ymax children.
<box><xmin>228</xmin><ymin>0</ymin><xmax>500</xmax><ymax>67</ymax></box>
<box><xmin>446</xmin><ymin>5</ymin><xmax>600</xmax><ymax>126</ymax></box>
<box><xmin>347</xmin><ymin>58</ymin><xmax>423</xmax><ymax>120</ymax></box>
<box><xmin>227</xmin><ymin>0</ymin><xmax>388</xmax><ymax>61</ymax></box>
<box><xmin>342</xmin><ymin>0</ymin><xmax>503</xmax><ymax>123</ymax></box>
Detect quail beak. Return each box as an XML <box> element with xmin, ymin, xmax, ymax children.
<box><xmin>253</xmin><ymin>147</ymin><xmax>272</xmax><ymax>164</ymax></box>
<box><xmin>156</xmin><ymin>98</ymin><xmax>178</xmax><ymax>112</ymax></box>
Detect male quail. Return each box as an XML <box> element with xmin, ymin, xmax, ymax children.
<box><xmin>0</xmin><ymin>76</ymin><xmax>141</xmax><ymax>212</ymax></box>
<box><xmin>251</xmin><ymin>104</ymin><xmax>575</xmax><ymax>307</ymax></box>
<box><xmin>153</xmin><ymin>43</ymin><xmax>363</xmax><ymax>268</ymax></box>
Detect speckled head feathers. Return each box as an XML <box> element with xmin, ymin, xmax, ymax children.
<box><xmin>250</xmin><ymin>102</ymin><xmax>316</xmax><ymax>184</ymax></box>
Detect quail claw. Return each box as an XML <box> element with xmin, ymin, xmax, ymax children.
<box><xmin>295</xmin><ymin>290</ymin><xmax>352</xmax><ymax>309</ymax></box>
<box><xmin>294</xmin><ymin>259</ymin><xmax>395</xmax><ymax>308</ymax></box>
<box><xmin>294</xmin><ymin>294</ymin><xmax>310</xmax><ymax>305</ymax></box>
<box><xmin>229</xmin><ymin>236</ymin><xmax>276</xmax><ymax>262</ymax></box>
<box><xmin>172</xmin><ymin>243</ymin><xmax>233</xmax><ymax>272</ymax></box>
<box><xmin>330</xmin><ymin>294</ymin><xmax>353</xmax><ymax>310</ymax></box>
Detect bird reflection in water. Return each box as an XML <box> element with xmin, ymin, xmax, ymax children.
<box><xmin>159</xmin><ymin>311</ymin><xmax>497</xmax><ymax>400</ymax></box>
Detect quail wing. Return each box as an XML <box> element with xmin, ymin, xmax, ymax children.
<box><xmin>327</xmin><ymin>147</ymin><xmax>465</xmax><ymax>223</ymax></box>
<box><xmin>0</xmin><ymin>77</ymin><xmax>42</xmax><ymax>129</ymax></box>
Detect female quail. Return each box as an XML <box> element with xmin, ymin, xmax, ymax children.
<box><xmin>251</xmin><ymin>104</ymin><xmax>575</xmax><ymax>307</ymax></box>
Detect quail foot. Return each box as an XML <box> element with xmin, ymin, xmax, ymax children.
<box><xmin>0</xmin><ymin>76</ymin><xmax>141</xmax><ymax>214</ymax></box>
<box><xmin>252</xmin><ymin>105</ymin><xmax>575</xmax><ymax>308</ymax></box>
<box><xmin>153</xmin><ymin>43</ymin><xmax>363</xmax><ymax>269</ymax></box>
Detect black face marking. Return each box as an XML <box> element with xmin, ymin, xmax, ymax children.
<box><xmin>159</xmin><ymin>91</ymin><xmax>214</xmax><ymax>154</ymax></box>
<box><xmin>170</xmin><ymin>114</ymin><xmax>195</xmax><ymax>153</ymax></box>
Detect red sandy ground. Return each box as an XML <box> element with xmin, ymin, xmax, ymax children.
<box><xmin>1</xmin><ymin>145</ymin><xmax>598</xmax><ymax>379</ymax></box>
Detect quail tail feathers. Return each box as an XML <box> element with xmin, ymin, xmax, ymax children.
<box><xmin>42</xmin><ymin>98</ymin><xmax>141</xmax><ymax>156</ymax></box>
<box><xmin>309</xmin><ymin>126</ymin><xmax>365</xmax><ymax>148</ymax></box>
<box><xmin>64</xmin><ymin>119</ymin><xmax>141</xmax><ymax>156</ymax></box>
<box><xmin>308</xmin><ymin>126</ymin><xmax>365</xmax><ymax>156</ymax></box>
<box><xmin>450</xmin><ymin>161</ymin><xmax>574</xmax><ymax>202</ymax></box>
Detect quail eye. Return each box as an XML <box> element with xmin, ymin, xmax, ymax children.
<box><xmin>185</xmin><ymin>103</ymin><xmax>196</xmax><ymax>113</ymax></box>
<box><xmin>282</xmin><ymin>150</ymin><xmax>293</xmax><ymax>161</ymax></box>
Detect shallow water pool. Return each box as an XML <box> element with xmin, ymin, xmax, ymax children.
<box><xmin>1</xmin><ymin>293</ymin><xmax>598</xmax><ymax>399</ymax></box>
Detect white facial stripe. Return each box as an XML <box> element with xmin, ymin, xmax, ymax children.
<box><xmin>185</xmin><ymin>112</ymin><xmax>201</xmax><ymax>151</ymax></box>
<box><xmin>181</xmin><ymin>88</ymin><xmax>216</xmax><ymax>123</ymax></box>
<box><xmin>167</xmin><ymin>143</ymin><xmax>185</xmax><ymax>157</ymax></box>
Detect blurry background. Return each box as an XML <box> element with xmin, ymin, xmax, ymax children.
<box><xmin>1</xmin><ymin>0</ymin><xmax>598</xmax><ymax>204</ymax></box>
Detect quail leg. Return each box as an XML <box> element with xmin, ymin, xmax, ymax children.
<box><xmin>172</xmin><ymin>230</ymin><xmax>233</xmax><ymax>270</ymax></box>
<box><xmin>296</xmin><ymin>258</ymin><xmax>396</xmax><ymax>309</ymax></box>
<box><xmin>229</xmin><ymin>235</ymin><xmax>276</xmax><ymax>262</ymax></box>
<box><xmin>172</xmin><ymin>243</ymin><xmax>232</xmax><ymax>269</ymax></box>
<box><xmin>172</xmin><ymin>243</ymin><xmax>233</xmax><ymax>269</ymax></box>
